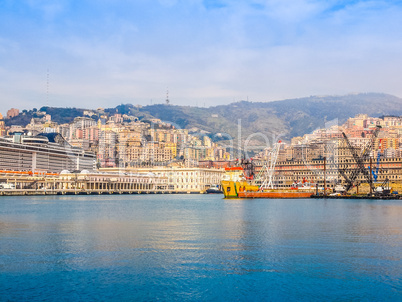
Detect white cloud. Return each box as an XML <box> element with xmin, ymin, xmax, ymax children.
<box><xmin>25</xmin><ymin>0</ymin><xmax>68</xmax><ymax>20</ymax></box>
<box><xmin>1</xmin><ymin>0</ymin><xmax>402</xmax><ymax>113</ymax></box>
<box><xmin>158</xmin><ymin>0</ymin><xmax>178</xmax><ymax>7</ymax></box>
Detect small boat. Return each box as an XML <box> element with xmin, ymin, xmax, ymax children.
<box><xmin>205</xmin><ymin>185</ymin><xmax>223</xmax><ymax>194</ymax></box>
<box><xmin>291</xmin><ymin>181</ymin><xmax>316</xmax><ymax>190</ymax></box>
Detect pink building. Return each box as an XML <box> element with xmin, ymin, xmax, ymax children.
<box><xmin>7</xmin><ymin>108</ymin><xmax>19</xmax><ymax>119</ymax></box>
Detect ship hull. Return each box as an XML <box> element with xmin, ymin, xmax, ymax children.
<box><xmin>221</xmin><ymin>180</ymin><xmax>259</xmax><ymax>198</ymax></box>
<box><xmin>205</xmin><ymin>188</ymin><xmax>223</xmax><ymax>194</ymax></box>
<box><xmin>237</xmin><ymin>191</ymin><xmax>313</xmax><ymax>198</ymax></box>
<box><xmin>222</xmin><ymin>180</ymin><xmax>314</xmax><ymax>199</ymax></box>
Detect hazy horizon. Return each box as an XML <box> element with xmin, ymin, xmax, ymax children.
<box><xmin>3</xmin><ymin>92</ymin><xmax>401</xmax><ymax>114</ymax></box>
<box><xmin>1</xmin><ymin>1</ymin><xmax>402</xmax><ymax>113</ymax></box>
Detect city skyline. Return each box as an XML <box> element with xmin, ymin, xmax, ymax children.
<box><xmin>1</xmin><ymin>1</ymin><xmax>402</xmax><ymax>112</ymax></box>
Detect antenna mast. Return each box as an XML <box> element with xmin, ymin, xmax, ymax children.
<box><xmin>166</xmin><ymin>88</ymin><xmax>170</xmax><ymax>105</ymax></box>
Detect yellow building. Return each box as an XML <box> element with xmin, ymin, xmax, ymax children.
<box><xmin>374</xmin><ymin>137</ymin><xmax>399</xmax><ymax>151</ymax></box>
<box><xmin>0</xmin><ymin>113</ymin><xmax>5</xmax><ymax>136</ymax></box>
<box><xmin>163</xmin><ymin>142</ymin><xmax>177</xmax><ymax>158</ymax></box>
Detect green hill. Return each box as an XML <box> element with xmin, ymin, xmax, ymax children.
<box><xmin>6</xmin><ymin>93</ymin><xmax>402</xmax><ymax>146</ymax></box>
<box><xmin>137</xmin><ymin>93</ymin><xmax>402</xmax><ymax>143</ymax></box>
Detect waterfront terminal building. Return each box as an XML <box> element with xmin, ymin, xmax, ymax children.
<box><xmin>0</xmin><ymin>133</ymin><xmax>223</xmax><ymax>194</ymax></box>
<box><xmin>100</xmin><ymin>167</ymin><xmax>224</xmax><ymax>193</ymax></box>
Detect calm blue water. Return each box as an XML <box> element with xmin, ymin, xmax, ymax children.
<box><xmin>0</xmin><ymin>194</ymin><xmax>401</xmax><ymax>301</ymax></box>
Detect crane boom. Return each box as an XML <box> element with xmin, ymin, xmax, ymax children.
<box><xmin>340</xmin><ymin>126</ymin><xmax>381</xmax><ymax>192</ymax></box>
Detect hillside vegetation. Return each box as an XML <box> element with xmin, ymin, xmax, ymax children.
<box><xmin>6</xmin><ymin>93</ymin><xmax>402</xmax><ymax>144</ymax></box>
<box><xmin>137</xmin><ymin>93</ymin><xmax>402</xmax><ymax>142</ymax></box>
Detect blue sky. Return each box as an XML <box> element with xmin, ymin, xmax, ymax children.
<box><xmin>1</xmin><ymin>0</ymin><xmax>402</xmax><ymax>112</ymax></box>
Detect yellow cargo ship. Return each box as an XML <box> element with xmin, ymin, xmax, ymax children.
<box><xmin>221</xmin><ymin>166</ymin><xmax>314</xmax><ymax>199</ymax></box>
<box><xmin>221</xmin><ymin>167</ymin><xmax>259</xmax><ymax>198</ymax></box>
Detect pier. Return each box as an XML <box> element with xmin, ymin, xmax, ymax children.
<box><xmin>0</xmin><ymin>170</ymin><xmax>208</xmax><ymax>196</ymax></box>
<box><xmin>311</xmin><ymin>194</ymin><xmax>402</xmax><ymax>200</ymax></box>
<box><xmin>0</xmin><ymin>189</ymin><xmax>205</xmax><ymax>196</ymax></box>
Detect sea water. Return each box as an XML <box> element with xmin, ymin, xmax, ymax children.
<box><xmin>0</xmin><ymin>194</ymin><xmax>401</xmax><ymax>301</ymax></box>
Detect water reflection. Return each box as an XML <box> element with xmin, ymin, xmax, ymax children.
<box><xmin>0</xmin><ymin>195</ymin><xmax>401</xmax><ymax>300</ymax></box>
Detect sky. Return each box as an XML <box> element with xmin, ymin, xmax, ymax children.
<box><xmin>1</xmin><ymin>0</ymin><xmax>402</xmax><ymax>113</ymax></box>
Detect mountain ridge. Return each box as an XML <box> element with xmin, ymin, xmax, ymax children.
<box><xmin>6</xmin><ymin>93</ymin><xmax>402</xmax><ymax>143</ymax></box>
<box><xmin>137</xmin><ymin>93</ymin><xmax>402</xmax><ymax>142</ymax></box>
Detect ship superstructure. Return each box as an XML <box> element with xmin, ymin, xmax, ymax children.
<box><xmin>0</xmin><ymin>133</ymin><xmax>95</xmax><ymax>174</ymax></box>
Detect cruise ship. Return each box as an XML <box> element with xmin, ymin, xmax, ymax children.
<box><xmin>0</xmin><ymin>133</ymin><xmax>96</xmax><ymax>174</ymax></box>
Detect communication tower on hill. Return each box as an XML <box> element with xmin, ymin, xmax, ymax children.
<box><xmin>166</xmin><ymin>89</ymin><xmax>170</xmax><ymax>105</ymax></box>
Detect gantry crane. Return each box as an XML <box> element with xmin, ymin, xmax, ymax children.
<box><xmin>372</xmin><ymin>139</ymin><xmax>382</xmax><ymax>182</ymax></box>
<box><xmin>372</xmin><ymin>150</ymin><xmax>382</xmax><ymax>182</ymax></box>
<box><xmin>339</xmin><ymin>125</ymin><xmax>381</xmax><ymax>192</ymax></box>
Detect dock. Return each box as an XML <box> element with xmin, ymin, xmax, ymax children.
<box><xmin>237</xmin><ymin>191</ymin><xmax>313</xmax><ymax>198</ymax></box>
<box><xmin>311</xmin><ymin>194</ymin><xmax>402</xmax><ymax>200</ymax></box>
<box><xmin>0</xmin><ymin>170</ymin><xmax>208</xmax><ymax>196</ymax></box>
<box><xmin>0</xmin><ymin>189</ymin><xmax>205</xmax><ymax>196</ymax></box>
